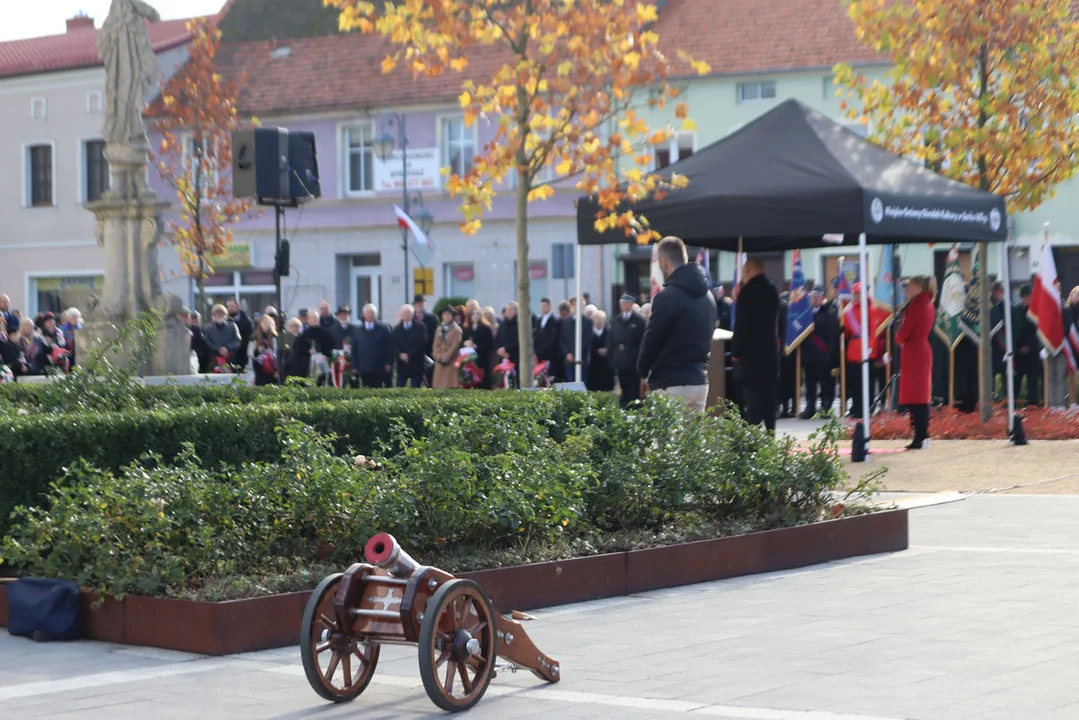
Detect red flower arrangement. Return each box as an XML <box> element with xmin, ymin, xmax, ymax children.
<box><xmin>533</xmin><ymin>360</ymin><xmax>552</xmax><ymax>389</ymax></box>
<box><xmin>212</xmin><ymin>353</ymin><xmax>235</xmax><ymax>374</ymax></box>
<box><xmin>456</xmin><ymin>348</ymin><xmax>484</xmax><ymax>389</ymax></box>
<box><xmin>331</xmin><ymin>348</ymin><xmax>350</xmax><ymax>388</ymax></box>
<box><xmin>846</xmin><ymin>404</ymin><xmax>1079</xmax><ymax>440</ymax></box>
<box><xmin>49</xmin><ymin>347</ymin><xmax>71</xmax><ymax>374</ymax></box>
<box><xmin>492</xmin><ymin>358</ymin><xmax>517</xmax><ymax>389</ymax></box>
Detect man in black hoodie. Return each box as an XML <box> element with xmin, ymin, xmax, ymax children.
<box><xmin>637</xmin><ymin>236</ymin><xmax>716</xmax><ymax>411</ymax></box>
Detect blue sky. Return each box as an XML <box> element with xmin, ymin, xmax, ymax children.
<box><xmin>1</xmin><ymin>1</ymin><xmax>227</xmax><ymax>42</ymax></box>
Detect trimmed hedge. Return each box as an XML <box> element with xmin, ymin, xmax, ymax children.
<box><xmin>0</xmin><ymin>391</ymin><xmax>613</xmax><ymax>537</ymax></box>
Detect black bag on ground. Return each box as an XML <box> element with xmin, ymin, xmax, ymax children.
<box><xmin>7</xmin><ymin>578</ymin><xmax>82</xmax><ymax>641</ymax></box>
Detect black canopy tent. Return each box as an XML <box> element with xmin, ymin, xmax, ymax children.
<box><xmin>575</xmin><ymin>99</ymin><xmax>1011</xmax><ymax>446</ymax></box>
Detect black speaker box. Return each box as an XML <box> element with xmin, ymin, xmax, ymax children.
<box><xmin>288</xmin><ymin>131</ymin><xmax>321</xmax><ymax>202</ymax></box>
<box><xmin>232</xmin><ymin>128</ymin><xmax>290</xmax><ymax>203</ymax></box>
<box><xmin>276</xmin><ymin>239</ymin><xmax>291</xmax><ymax>278</ymax></box>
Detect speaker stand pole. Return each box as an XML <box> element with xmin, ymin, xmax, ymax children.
<box><xmin>275</xmin><ymin>204</ymin><xmax>285</xmax><ymax>383</ymax></box>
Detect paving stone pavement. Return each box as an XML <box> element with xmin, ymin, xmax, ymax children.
<box><xmin>4</xmin><ymin>494</ymin><xmax>1079</xmax><ymax>719</ymax></box>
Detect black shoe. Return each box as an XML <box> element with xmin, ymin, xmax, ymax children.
<box><xmin>799</xmin><ymin>410</ymin><xmax>816</xmax><ymax>420</ymax></box>
<box><xmin>905</xmin><ymin>440</ymin><xmax>923</xmax><ymax>450</ymax></box>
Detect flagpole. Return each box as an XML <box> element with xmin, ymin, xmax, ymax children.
<box><xmin>1001</xmin><ymin>239</ymin><xmax>1016</xmax><ymax>434</ymax></box>
<box><xmin>859</xmin><ymin>234</ymin><xmax>871</xmax><ymax>437</ymax></box>
<box><xmin>795</xmin><ymin>346</ymin><xmax>802</xmax><ymax>417</ymax></box>
<box><xmin>575</xmin><ymin>240</ymin><xmax>583</xmax><ymax>384</ymax></box>
<box><xmin>1044</xmin><ymin>358</ymin><xmax>1050</xmax><ymax>408</ymax></box>
<box><xmin>838</xmin><ymin>255</ymin><xmax>847</xmax><ymax>414</ymax></box>
<box><xmin>949</xmin><ymin>349</ymin><xmax>955</xmax><ymax>407</ymax></box>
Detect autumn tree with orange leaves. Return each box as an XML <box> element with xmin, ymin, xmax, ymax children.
<box><xmin>151</xmin><ymin>18</ymin><xmax>255</xmax><ymax>314</ymax></box>
<box><xmin>326</xmin><ymin>0</ymin><xmax>708</xmax><ymax>386</ymax></box>
<box><xmin>834</xmin><ymin>0</ymin><xmax>1079</xmax><ymax>421</ymax></box>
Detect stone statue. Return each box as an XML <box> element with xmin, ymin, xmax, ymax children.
<box><xmin>99</xmin><ymin>0</ymin><xmax>161</xmax><ymax>147</ymax></box>
<box><xmin>77</xmin><ymin>0</ymin><xmax>189</xmax><ymax>376</ymax></box>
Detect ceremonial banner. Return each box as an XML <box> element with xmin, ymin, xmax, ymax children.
<box><xmin>837</xmin><ymin>260</ymin><xmax>859</xmax><ymax>301</ymax></box>
<box><xmin>1029</xmin><ymin>242</ymin><xmax>1065</xmax><ymax>354</ymax></box>
<box><xmin>784</xmin><ymin>250</ymin><xmax>814</xmax><ymax>354</ymax></box>
<box><xmin>935</xmin><ymin>244</ymin><xmax>966</xmax><ymax>350</ymax></box>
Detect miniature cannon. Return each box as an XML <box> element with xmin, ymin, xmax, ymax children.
<box><xmin>300</xmin><ymin>533</ymin><xmax>560</xmax><ymax>712</ymax></box>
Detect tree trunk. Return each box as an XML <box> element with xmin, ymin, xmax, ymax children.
<box><xmin>515</xmin><ymin>164</ymin><xmax>533</xmax><ymax>388</ymax></box>
<box><xmin>978</xmin><ymin>241</ymin><xmax>993</xmax><ymax>421</ymax></box>
<box><xmin>197</xmin><ymin>254</ymin><xmax>206</xmax><ymax>316</ymax></box>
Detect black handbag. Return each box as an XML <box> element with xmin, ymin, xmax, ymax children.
<box><xmin>7</xmin><ymin>578</ymin><xmax>82</xmax><ymax>642</ymax></box>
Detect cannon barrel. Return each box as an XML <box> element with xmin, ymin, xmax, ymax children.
<box><xmin>364</xmin><ymin>533</ymin><xmax>420</xmax><ymax>578</ymax></box>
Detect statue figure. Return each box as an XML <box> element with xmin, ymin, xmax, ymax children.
<box><xmin>99</xmin><ymin>0</ymin><xmax>161</xmax><ymax>148</ymax></box>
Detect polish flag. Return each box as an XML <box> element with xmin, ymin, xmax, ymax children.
<box><xmin>1028</xmin><ymin>242</ymin><xmax>1065</xmax><ymax>354</ymax></box>
<box><xmin>394</xmin><ymin>205</ymin><xmax>430</xmax><ymax>248</ymax></box>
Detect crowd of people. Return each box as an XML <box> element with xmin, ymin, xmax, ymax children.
<box><xmin>0</xmin><ymin>294</ymin><xmax>81</xmax><ymax>380</ymax></box>
<box><xmin>5</xmin><ymin>241</ymin><xmax>1078</xmax><ymax>446</ymax></box>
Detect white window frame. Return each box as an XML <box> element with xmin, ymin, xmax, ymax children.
<box><xmin>30</xmin><ymin>97</ymin><xmax>47</xmax><ymax>120</ymax></box>
<box><xmin>444</xmin><ymin>262</ymin><xmax>477</xmax><ymax>298</ymax></box>
<box><xmin>339</xmin><ymin>122</ymin><xmax>375</xmax><ymax>197</ymax></box>
<box><xmin>78</xmin><ymin>136</ymin><xmax>109</xmax><ymax>204</ymax></box>
<box><xmin>25</xmin><ymin>269</ymin><xmax>104</xmax><ymax>317</ymax></box>
<box><xmin>438</xmin><ymin>113</ymin><xmax>477</xmax><ymax>178</ymax></box>
<box><xmin>181</xmin><ymin>132</ymin><xmax>219</xmax><ymax>202</ymax></box>
<box><xmin>86</xmin><ymin>91</ymin><xmax>103</xmax><ymax>114</ymax></box>
<box><xmin>23</xmin><ymin>141</ymin><xmax>57</xmax><ymax>208</ymax></box>
<box><xmin>736</xmin><ymin>80</ymin><xmax>777</xmax><ymax>104</ymax></box>
<box><xmin>653</xmin><ymin>131</ymin><xmax>697</xmax><ymax>170</ymax></box>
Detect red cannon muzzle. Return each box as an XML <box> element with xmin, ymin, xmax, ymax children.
<box><xmin>364</xmin><ymin>533</ymin><xmax>420</xmax><ymax>577</ymax></box>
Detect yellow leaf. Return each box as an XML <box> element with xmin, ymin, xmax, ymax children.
<box><xmin>557</xmin><ymin>60</ymin><xmax>574</xmax><ymax>77</ymax></box>
<box><xmin>681</xmin><ymin>118</ymin><xmax>697</xmax><ymax>132</ymax></box>
<box><xmin>636</xmin><ymin>3</ymin><xmax>658</xmax><ymax>23</ymax></box>
<box><xmin>450</xmin><ymin>57</ymin><xmax>469</xmax><ymax>72</ymax></box>
<box><xmin>459</xmin><ymin>91</ymin><xmax>472</xmax><ymax>108</ymax></box>
<box><xmin>528</xmin><ymin>185</ymin><xmax>556</xmax><ymax>201</ymax></box>
<box><xmin>691</xmin><ymin>60</ymin><xmax>711</xmax><ymax>75</ymax></box>
<box><xmin>556</xmin><ymin>158</ymin><xmax>572</xmax><ymax>175</ymax></box>
<box><xmin>381</xmin><ymin>55</ymin><xmax>397</xmax><ymax>74</ymax></box>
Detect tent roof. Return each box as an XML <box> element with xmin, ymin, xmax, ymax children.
<box><xmin>576</xmin><ymin>99</ymin><xmax>1007</xmax><ymax>251</ymax></box>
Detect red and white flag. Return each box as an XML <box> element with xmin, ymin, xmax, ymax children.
<box><xmin>394</xmin><ymin>205</ymin><xmax>430</xmax><ymax>248</ymax></box>
<box><xmin>1028</xmin><ymin>242</ymin><xmax>1065</xmax><ymax>354</ymax></box>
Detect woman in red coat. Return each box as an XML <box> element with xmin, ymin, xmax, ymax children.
<box><xmin>895</xmin><ymin>276</ymin><xmax>936</xmax><ymax>449</ymax></box>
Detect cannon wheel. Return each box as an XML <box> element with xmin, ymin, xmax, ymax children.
<box><xmin>418</xmin><ymin>579</ymin><xmax>497</xmax><ymax>712</ymax></box>
<box><xmin>300</xmin><ymin>573</ymin><xmax>380</xmax><ymax>703</ymax></box>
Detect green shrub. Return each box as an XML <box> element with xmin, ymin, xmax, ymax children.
<box><xmin>0</xmin><ymin>397</ymin><xmax>854</xmax><ymax>600</ymax></box>
<box><xmin>0</xmin><ymin>391</ymin><xmax>611</xmax><ymax>537</ymax></box>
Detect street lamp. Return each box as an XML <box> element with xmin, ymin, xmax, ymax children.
<box><xmin>374</xmin><ymin>110</ymin><xmax>435</xmax><ymax>304</ymax></box>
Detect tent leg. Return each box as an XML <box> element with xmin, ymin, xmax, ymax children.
<box><xmin>1001</xmin><ymin>240</ymin><xmax>1016</xmax><ymax>434</ymax></box>
<box><xmin>857</xmin><ymin>233</ymin><xmax>871</xmax><ymax>458</ymax></box>
<box><xmin>575</xmin><ymin>241</ymin><xmax>583</xmax><ymax>385</ymax></box>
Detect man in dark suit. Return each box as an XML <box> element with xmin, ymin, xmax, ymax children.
<box><xmin>732</xmin><ymin>258</ymin><xmax>780</xmax><ymax>430</ymax></box>
<box><xmin>1014</xmin><ymin>284</ymin><xmax>1042</xmax><ymax>407</ymax></box>
<box><xmin>533</xmin><ymin>297</ymin><xmax>562</xmax><ymax>379</ymax></box>
<box><xmin>226</xmin><ymin>298</ymin><xmax>254</xmax><ymax>371</ymax></box>
<box><xmin>801</xmin><ymin>287</ymin><xmax>839</xmax><ymax>418</ymax></box>
<box><xmin>327</xmin><ymin>305</ymin><xmax>353</xmax><ymax>351</ymax></box>
<box><xmin>351</xmin><ymin>304</ymin><xmax>394</xmax><ymax>388</ymax></box>
<box><xmin>413</xmin><ymin>295</ymin><xmax>438</xmax><ymax>355</ymax></box>
<box><xmin>609</xmin><ymin>294</ymin><xmax>647</xmax><ymax>407</ymax></box>
<box><xmin>392</xmin><ymin>305</ymin><xmax>429</xmax><ymax>388</ymax></box>
<box><xmin>497</xmin><ymin>301</ymin><xmax>520</xmax><ymax>368</ymax></box>
<box><xmin>559</xmin><ymin>298</ymin><xmax>593</xmax><ymax>383</ymax></box>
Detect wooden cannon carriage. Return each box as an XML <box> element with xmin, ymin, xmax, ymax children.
<box><xmin>300</xmin><ymin>533</ymin><xmax>560</xmax><ymax>712</ymax></box>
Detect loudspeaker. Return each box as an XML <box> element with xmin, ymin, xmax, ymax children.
<box><xmin>276</xmin><ymin>239</ymin><xmax>290</xmax><ymax>278</ymax></box>
<box><xmin>288</xmin><ymin>131</ymin><xmax>321</xmax><ymax>202</ymax></box>
<box><xmin>232</xmin><ymin>128</ymin><xmax>290</xmax><ymax>203</ymax></box>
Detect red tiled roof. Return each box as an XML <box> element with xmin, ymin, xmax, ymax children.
<box><xmin>215</xmin><ymin>33</ymin><xmax>511</xmax><ymax>116</ymax></box>
<box><xmin>0</xmin><ymin>18</ymin><xmax>196</xmax><ymax>80</ymax></box>
<box><xmin>652</xmin><ymin>0</ymin><xmax>884</xmax><ymax>76</ymax></box>
<box><xmin>218</xmin><ymin>0</ymin><xmax>884</xmax><ymax>116</ymax></box>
